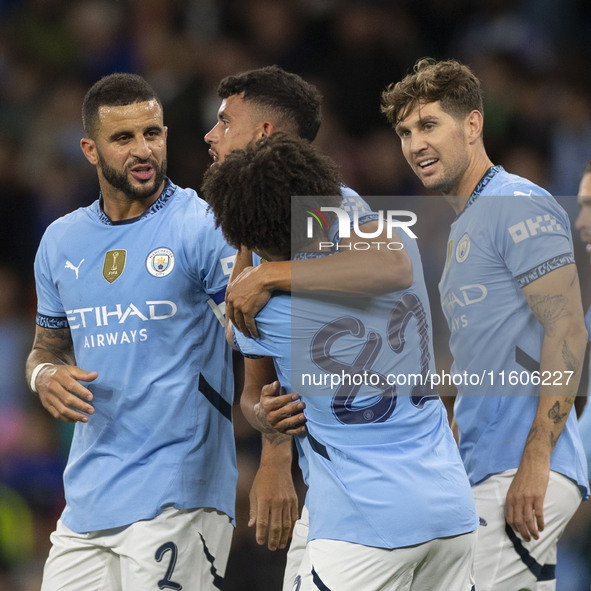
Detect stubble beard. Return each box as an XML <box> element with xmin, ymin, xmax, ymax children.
<box><xmin>424</xmin><ymin>157</ymin><xmax>468</xmax><ymax>197</ymax></box>
<box><xmin>98</xmin><ymin>153</ymin><xmax>167</xmax><ymax>201</ymax></box>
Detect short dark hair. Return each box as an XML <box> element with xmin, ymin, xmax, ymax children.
<box><xmin>82</xmin><ymin>73</ymin><xmax>162</xmax><ymax>138</ymax></box>
<box><xmin>381</xmin><ymin>57</ymin><xmax>484</xmax><ymax>127</ymax></box>
<box><xmin>201</xmin><ymin>133</ymin><xmax>342</xmax><ymax>258</ymax></box>
<box><xmin>217</xmin><ymin>65</ymin><xmax>322</xmax><ymax>141</ymax></box>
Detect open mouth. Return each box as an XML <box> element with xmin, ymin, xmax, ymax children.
<box><xmin>418</xmin><ymin>158</ymin><xmax>438</xmax><ymax>171</ymax></box>
<box><xmin>130</xmin><ymin>165</ymin><xmax>154</xmax><ymax>181</ymax></box>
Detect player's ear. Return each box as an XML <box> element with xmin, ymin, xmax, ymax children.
<box><xmin>466</xmin><ymin>110</ymin><xmax>484</xmax><ymax>143</ymax></box>
<box><xmin>80</xmin><ymin>137</ymin><xmax>98</xmax><ymax>165</ymax></box>
<box><xmin>260</xmin><ymin>121</ymin><xmax>275</xmax><ymax>137</ymax></box>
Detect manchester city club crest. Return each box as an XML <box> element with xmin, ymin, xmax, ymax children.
<box><xmin>455</xmin><ymin>233</ymin><xmax>471</xmax><ymax>263</ymax></box>
<box><xmin>146</xmin><ymin>247</ymin><xmax>175</xmax><ymax>277</ymax></box>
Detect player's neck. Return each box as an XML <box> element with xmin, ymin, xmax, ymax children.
<box><xmin>444</xmin><ymin>153</ymin><xmax>494</xmax><ymax>215</ymax></box>
<box><xmin>100</xmin><ymin>184</ymin><xmax>164</xmax><ymax>222</ymax></box>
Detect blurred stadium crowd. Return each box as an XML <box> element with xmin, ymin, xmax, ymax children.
<box><xmin>1</xmin><ymin>0</ymin><xmax>591</xmax><ymax>589</ymax></box>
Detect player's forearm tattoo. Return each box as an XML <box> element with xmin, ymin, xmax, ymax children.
<box><xmin>525</xmin><ymin>426</ymin><xmax>538</xmax><ymax>447</ymax></box>
<box><xmin>548</xmin><ymin>401</ymin><xmax>568</xmax><ymax>425</ymax></box>
<box><xmin>550</xmin><ymin>430</ymin><xmax>558</xmax><ymax>449</ymax></box>
<box><xmin>527</xmin><ymin>293</ymin><xmax>569</xmax><ymax>337</ymax></box>
<box><xmin>562</xmin><ymin>340</ymin><xmax>580</xmax><ymax>374</ymax></box>
<box><xmin>35</xmin><ymin>327</ymin><xmax>75</xmax><ymax>363</ymax></box>
<box><xmin>263</xmin><ymin>431</ymin><xmax>292</xmax><ymax>446</ymax></box>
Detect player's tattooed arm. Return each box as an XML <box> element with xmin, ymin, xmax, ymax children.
<box><xmin>506</xmin><ymin>263</ymin><xmax>587</xmax><ymax>542</ymax></box>
<box><xmin>28</xmin><ymin>325</ymin><xmax>76</xmax><ymax>365</ymax></box>
<box><xmin>525</xmin><ymin>293</ymin><xmax>570</xmax><ymax>337</ymax></box>
<box><xmin>26</xmin><ymin>325</ymin><xmax>97</xmax><ymax>423</ymax></box>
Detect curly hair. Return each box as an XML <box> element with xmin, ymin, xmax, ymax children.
<box><xmin>217</xmin><ymin>65</ymin><xmax>322</xmax><ymax>141</ymax></box>
<box><xmin>381</xmin><ymin>57</ymin><xmax>484</xmax><ymax>128</ymax></box>
<box><xmin>82</xmin><ymin>73</ymin><xmax>162</xmax><ymax>138</ymax></box>
<box><xmin>201</xmin><ymin>133</ymin><xmax>343</xmax><ymax>258</ymax></box>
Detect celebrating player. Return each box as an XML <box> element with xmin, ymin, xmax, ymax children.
<box><xmin>382</xmin><ymin>57</ymin><xmax>589</xmax><ymax>591</ymax></box>
<box><xmin>204</xmin><ymin>65</ymin><xmax>414</xmax><ymax>587</ymax></box>
<box><xmin>202</xmin><ymin>132</ymin><xmax>478</xmax><ymax>591</ymax></box>
<box><xmin>26</xmin><ymin>73</ymin><xmax>237</xmax><ymax>590</ymax></box>
<box><xmin>205</xmin><ymin>65</ymin><xmax>412</xmax><ymax>338</ymax></box>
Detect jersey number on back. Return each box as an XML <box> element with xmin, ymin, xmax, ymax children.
<box><xmin>311</xmin><ymin>292</ymin><xmax>437</xmax><ymax>425</ymax></box>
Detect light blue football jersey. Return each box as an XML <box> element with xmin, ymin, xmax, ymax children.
<box><xmin>439</xmin><ymin>166</ymin><xmax>589</xmax><ymax>496</ymax></box>
<box><xmin>34</xmin><ymin>180</ymin><xmax>238</xmax><ymax>533</ymax></box>
<box><xmin>329</xmin><ymin>186</ymin><xmax>378</xmax><ymax>242</ymax></box>
<box><xmin>234</xmin><ymin>232</ymin><xmax>478</xmax><ymax>549</ymax></box>
<box><xmin>250</xmin><ymin>185</ymin><xmax>376</xmax><ymax>487</ymax></box>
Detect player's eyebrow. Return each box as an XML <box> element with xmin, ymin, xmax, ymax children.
<box><xmin>418</xmin><ymin>114</ymin><xmax>438</xmax><ymax>125</ymax></box>
<box><xmin>108</xmin><ymin>129</ymin><xmax>134</xmax><ymax>141</ymax></box>
<box><xmin>395</xmin><ymin>114</ymin><xmax>437</xmax><ymax>137</ymax></box>
<box><xmin>107</xmin><ymin>124</ymin><xmax>162</xmax><ymax>142</ymax></box>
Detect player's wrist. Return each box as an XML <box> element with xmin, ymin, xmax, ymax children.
<box><xmin>259</xmin><ymin>260</ymin><xmax>291</xmax><ymax>292</ymax></box>
<box><xmin>260</xmin><ymin>431</ymin><xmax>293</xmax><ymax>458</ymax></box>
<box><xmin>520</xmin><ymin>442</ymin><xmax>552</xmax><ymax>466</ymax></box>
<box><xmin>30</xmin><ymin>362</ymin><xmax>54</xmax><ymax>393</ymax></box>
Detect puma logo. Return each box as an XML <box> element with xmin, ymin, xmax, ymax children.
<box><xmin>65</xmin><ymin>259</ymin><xmax>85</xmax><ymax>279</ymax></box>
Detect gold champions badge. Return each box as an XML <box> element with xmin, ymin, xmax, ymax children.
<box><xmin>103</xmin><ymin>250</ymin><xmax>127</xmax><ymax>283</ymax></box>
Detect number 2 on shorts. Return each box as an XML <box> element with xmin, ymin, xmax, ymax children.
<box><xmin>155</xmin><ymin>541</ymin><xmax>182</xmax><ymax>590</ymax></box>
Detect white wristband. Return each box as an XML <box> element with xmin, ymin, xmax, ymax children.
<box><xmin>30</xmin><ymin>363</ymin><xmax>53</xmax><ymax>393</ymax></box>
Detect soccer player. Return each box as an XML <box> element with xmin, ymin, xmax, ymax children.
<box><xmin>205</xmin><ymin>65</ymin><xmax>412</xmax><ymax>338</ymax></box>
<box><xmin>202</xmin><ymin>132</ymin><xmax>479</xmax><ymax>591</ymax></box>
<box><xmin>575</xmin><ymin>160</ymin><xmax>591</xmax><ymax>479</ymax></box>
<box><xmin>382</xmin><ymin>57</ymin><xmax>589</xmax><ymax>591</ymax></box>
<box><xmin>204</xmin><ymin>65</ymin><xmax>414</xmax><ymax>572</ymax></box>
<box><xmin>26</xmin><ymin>73</ymin><xmax>237</xmax><ymax>590</ymax></box>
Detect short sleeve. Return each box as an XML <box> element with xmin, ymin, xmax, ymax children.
<box><xmin>34</xmin><ymin>231</ymin><xmax>67</xmax><ymax>321</ymax></box>
<box><xmin>492</xmin><ymin>195</ymin><xmax>574</xmax><ymax>288</ymax></box>
<box><xmin>232</xmin><ymin>296</ymin><xmax>291</xmax><ymax>360</ymax></box>
<box><xmin>186</xmin><ymin>199</ymin><xmax>236</xmax><ymax>296</ymax></box>
<box><xmin>329</xmin><ymin>189</ymin><xmax>379</xmax><ymax>243</ymax></box>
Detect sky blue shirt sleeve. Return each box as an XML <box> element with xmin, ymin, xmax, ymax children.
<box><xmin>185</xmin><ymin>196</ymin><xmax>236</xmax><ymax>295</ymax></box>
<box><xmin>35</xmin><ymin>227</ymin><xmax>67</xmax><ymax>319</ymax></box>
<box><xmin>491</xmin><ymin>195</ymin><xmax>575</xmax><ymax>286</ymax></box>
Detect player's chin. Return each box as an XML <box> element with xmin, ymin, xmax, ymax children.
<box><xmin>132</xmin><ymin>180</ymin><xmax>161</xmax><ymax>200</ymax></box>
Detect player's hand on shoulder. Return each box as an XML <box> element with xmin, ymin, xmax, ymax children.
<box><xmin>35</xmin><ymin>364</ymin><xmax>98</xmax><ymax>423</ymax></box>
<box><xmin>255</xmin><ymin>381</ymin><xmax>306</xmax><ymax>435</ymax></box>
<box><xmin>226</xmin><ymin>265</ymin><xmax>271</xmax><ymax>338</ymax></box>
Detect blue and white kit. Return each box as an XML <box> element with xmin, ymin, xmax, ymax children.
<box><xmin>34</xmin><ymin>179</ymin><xmax>238</xmax><ymax>533</ymax></box>
<box><xmin>439</xmin><ymin>165</ymin><xmax>589</xmax><ymax>495</ymax></box>
<box><xmin>235</xmin><ymin>228</ymin><xmax>478</xmax><ymax>549</ymax></box>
